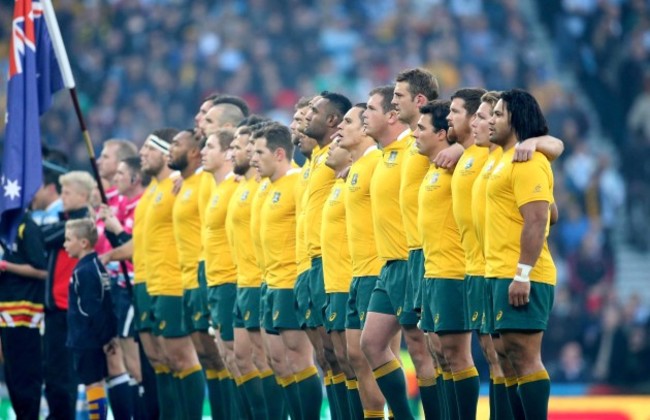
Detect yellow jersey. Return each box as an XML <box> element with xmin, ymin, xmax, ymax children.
<box><xmin>472</xmin><ymin>147</ymin><xmax>503</xmax><ymax>262</ymax></box>
<box><xmin>204</xmin><ymin>173</ymin><xmax>239</xmax><ymax>287</ymax></box>
<box><xmin>399</xmin><ymin>131</ymin><xmax>430</xmax><ymax>250</ymax></box>
<box><xmin>304</xmin><ymin>144</ymin><xmax>336</xmax><ymax>258</ymax></box>
<box><xmin>451</xmin><ymin>144</ymin><xmax>489</xmax><ymax>276</ymax></box>
<box><xmin>251</xmin><ymin>178</ymin><xmax>271</xmax><ymax>276</ymax></box>
<box><xmin>260</xmin><ymin>169</ymin><xmax>300</xmax><ymax>289</ymax></box>
<box><xmin>144</xmin><ymin>176</ymin><xmax>181</xmax><ymax>296</ymax></box>
<box><xmin>321</xmin><ymin>179</ymin><xmax>352</xmax><ymax>293</ymax></box>
<box><xmin>370</xmin><ymin>131</ymin><xmax>410</xmax><ymax>261</ymax></box>
<box><xmin>295</xmin><ymin>158</ymin><xmax>312</xmax><ymax>274</ymax></box>
<box><xmin>172</xmin><ymin>173</ymin><xmax>202</xmax><ymax>290</ymax></box>
<box><xmin>485</xmin><ymin>148</ymin><xmax>556</xmax><ymax>284</ymax></box>
<box><xmin>133</xmin><ymin>179</ymin><xmax>158</xmax><ymax>285</ymax></box>
<box><xmin>226</xmin><ymin>176</ymin><xmax>262</xmax><ymax>288</ymax></box>
<box><xmin>198</xmin><ymin>170</ymin><xmax>215</xmax><ymax>262</ymax></box>
<box><xmin>418</xmin><ymin>165</ymin><xmax>465</xmax><ymax>279</ymax></box>
<box><xmin>345</xmin><ymin>146</ymin><xmax>383</xmax><ymax>276</ymax></box>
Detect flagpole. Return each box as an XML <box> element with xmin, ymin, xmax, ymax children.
<box><xmin>41</xmin><ymin>0</ymin><xmax>133</xmax><ymax>292</ymax></box>
<box><xmin>40</xmin><ymin>0</ymin><xmax>107</xmax><ymax>204</ymax></box>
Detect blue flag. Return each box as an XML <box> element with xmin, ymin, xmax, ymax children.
<box><xmin>1</xmin><ymin>0</ymin><xmax>63</xmax><ymax>246</ymax></box>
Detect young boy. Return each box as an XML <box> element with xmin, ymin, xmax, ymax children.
<box><xmin>64</xmin><ymin>218</ymin><xmax>117</xmax><ymax>420</ymax></box>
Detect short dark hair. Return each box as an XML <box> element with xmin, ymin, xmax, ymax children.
<box><xmin>262</xmin><ymin>124</ymin><xmax>293</xmax><ymax>158</ymax></box>
<box><xmin>320</xmin><ymin>91</ymin><xmax>352</xmax><ymax>121</ymax></box>
<box><xmin>251</xmin><ymin>121</ymin><xmax>275</xmax><ymax>139</ymax></box>
<box><xmin>354</xmin><ymin>102</ymin><xmax>367</xmax><ymax>110</ymax></box>
<box><xmin>420</xmin><ymin>99</ymin><xmax>451</xmax><ymax>133</ymax></box>
<box><xmin>395</xmin><ymin>68</ymin><xmax>439</xmax><ymax>101</ymax></box>
<box><xmin>369</xmin><ymin>85</ymin><xmax>395</xmax><ymax>113</ymax></box>
<box><xmin>121</xmin><ymin>156</ymin><xmax>150</xmax><ymax>186</ymax></box>
<box><xmin>237</xmin><ymin>114</ymin><xmax>270</xmax><ymax>128</ymax></box>
<box><xmin>451</xmin><ymin>88</ymin><xmax>487</xmax><ymax>116</ymax></box>
<box><xmin>500</xmin><ymin>89</ymin><xmax>549</xmax><ymax>142</ymax></box>
<box><xmin>152</xmin><ymin>128</ymin><xmax>180</xmax><ymax>144</ymax></box>
<box><xmin>212</xmin><ymin>95</ymin><xmax>250</xmax><ymax>117</ymax></box>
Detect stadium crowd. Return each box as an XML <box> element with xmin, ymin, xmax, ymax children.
<box><xmin>0</xmin><ymin>0</ymin><xmax>649</xmax><ymax>419</ymax></box>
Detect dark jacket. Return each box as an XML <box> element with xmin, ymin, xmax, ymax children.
<box><xmin>42</xmin><ymin>207</ymin><xmax>90</xmax><ymax>311</ymax></box>
<box><xmin>66</xmin><ymin>252</ymin><xmax>116</xmax><ymax>349</ymax></box>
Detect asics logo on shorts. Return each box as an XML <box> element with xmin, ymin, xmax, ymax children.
<box><xmin>273</xmin><ymin>311</ymin><xmax>280</xmax><ymax>321</ymax></box>
<box><xmin>329</xmin><ymin>312</ymin><xmax>337</xmax><ymax>322</ymax></box>
<box><xmin>244</xmin><ymin>311</ymin><xmax>250</xmax><ymax>321</ymax></box>
<box><xmin>472</xmin><ymin>311</ymin><xmax>479</xmax><ymax>322</ymax></box>
<box><xmin>396</xmin><ymin>306</ymin><xmax>402</xmax><ymax>316</ymax></box>
<box><xmin>159</xmin><ymin>321</ymin><xmax>166</xmax><ymax>330</ymax></box>
<box><xmin>305</xmin><ymin>309</ymin><xmax>311</xmax><ymax>319</ymax></box>
<box><xmin>496</xmin><ymin>310</ymin><xmax>503</xmax><ymax>321</ymax></box>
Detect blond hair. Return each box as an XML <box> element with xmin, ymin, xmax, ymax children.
<box><xmin>59</xmin><ymin>171</ymin><xmax>97</xmax><ymax>199</ymax></box>
<box><xmin>480</xmin><ymin>91</ymin><xmax>501</xmax><ymax>108</ymax></box>
<box><xmin>65</xmin><ymin>218</ymin><xmax>98</xmax><ymax>247</ymax></box>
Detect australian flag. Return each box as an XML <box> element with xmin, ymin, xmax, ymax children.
<box><xmin>1</xmin><ymin>0</ymin><xmax>63</xmax><ymax>247</ymax></box>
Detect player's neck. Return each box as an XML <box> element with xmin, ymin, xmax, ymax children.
<box><xmin>502</xmin><ymin>136</ymin><xmax>519</xmax><ymax>152</ymax></box>
<box><xmin>155</xmin><ymin>167</ymin><xmax>173</xmax><ymax>182</ymax></box>
<box><xmin>377</xmin><ymin>124</ymin><xmax>407</xmax><ymax>148</ymax></box>
<box><xmin>350</xmin><ymin>140</ymin><xmax>376</xmax><ymax>162</ymax></box>
<box><xmin>212</xmin><ymin>165</ymin><xmax>233</xmax><ymax>184</ymax></box>
<box><xmin>271</xmin><ymin>161</ymin><xmax>291</xmax><ymax>182</ymax></box>
<box><xmin>244</xmin><ymin>167</ymin><xmax>257</xmax><ymax>180</ymax></box>
<box><xmin>456</xmin><ymin>134</ymin><xmax>474</xmax><ymax>150</ymax></box>
<box><xmin>317</xmin><ymin>134</ymin><xmax>334</xmax><ymax>149</ymax></box>
<box><xmin>181</xmin><ymin>161</ymin><xmax>201</xmax><ymax>180</ymax></box>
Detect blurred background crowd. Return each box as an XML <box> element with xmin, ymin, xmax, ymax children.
<box><xmin>1</xmin><ymin>0</ymin><xmax>648</xmax><ymax>394</ymax></box>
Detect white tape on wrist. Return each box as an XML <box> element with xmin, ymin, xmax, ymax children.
<box><xmin>514</xmin><ymin>263</ymin><xmax>532</xmax><ymax>282</ymax></box>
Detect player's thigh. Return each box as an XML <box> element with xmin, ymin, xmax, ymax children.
<box><xmin>361</xmin><ymin>311</ymin><xmax>401</xmax><ymax>349</ymax></box>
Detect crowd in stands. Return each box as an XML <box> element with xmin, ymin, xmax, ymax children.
<box><xmin>1</xmin><ymin>0</ymin><xmax>648</xmax><ymax>394</ymax></box>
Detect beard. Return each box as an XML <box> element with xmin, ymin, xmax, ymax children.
<box><xmin>233</xmin><ymin>161</ymin><xmax>250</xmax><ymax>176</ymax></box>
<box><xmin>168</xmin><ymin>154</ymin><xmax>188</xmax><ymax>171</ymax></box>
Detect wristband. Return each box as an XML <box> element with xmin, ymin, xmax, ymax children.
<box><xmin>0</xmin><ymin>260</ymin><xmax>7</xmax><ymax>272</ymax></box>
<box><xmin>514</xmin><ymin>263</ymin><xmax>532</xmax><ymax>283</ymax></box>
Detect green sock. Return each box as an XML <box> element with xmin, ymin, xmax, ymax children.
<box><xmin>296</xmin><ymin>366</ymin><xmax>323</xmax><ymax>419</ymax></box>
<box><xmin>325</xmin><ymin>374</ymin><xmax>340</xmax><ymax>420</ymax></box>
<box><xmin>489</xmin><ymin>378</ymin><xmax>495</xmax><ymax>420</ymax></box>
<box><xmin>453</xmin><ymin>366</ymin><xmax>480</xmax><ymax>420</ymax></box>
<box><xmin>154</xmin><ymin>367</ymin><xmax>181</xmax><ymax>420</ymax></box>
<box><xmin>226</xmin><ymin>377</ymin><xmax>248</xmax><ymax>419</ymax></box>
<box><xmin>205</xmin><ymin>370</ymin><xmax>225</xmax><ymax>420</ymax></box>
<box><xmin>505</xmin><ymin>377</ymin><xmax>526</xmax><ymax>420</ymax></box>
<box><xmin>282</xmin><ymin>377</ymin><xmax>302</xmax><ymax>420</ymax></box>
<box><xmin>240</xmin><ymin>372</ymin><xmax>267</xmax><ymax>419</ymax></box>
<box><xmin>332</xmin><ymin>374</ymin><xmax>350</xmax><ymax>420</ymax></box>
<box><xmin>517</xmin><ymin>371</ymin><xmax>551</xmax><ymax>420</ymax></box>
<box><xmin>372</xmin><ymin>359</ymin><xmax>414</xmax><ymax>420</ymax></box>
<box><xmin>261</xmin><ymin>371</ymin><xmax>285</xmax><ymax>419</ymax></box>
<box><xmin>345</xmin><ymin>379</ymin><xmax>363</xmax><ymax>420</ymax></box>
<box><xmin>494</xmin><ymin>377</ymin><xmax>514</xmax><ymax>420</ymax></box>
<box><xmin>443</xmin><ymin>371</ymin><xmax>459</xmax><ymax>420</ymax></box>
<box><xmin>178</xmin><ymin>366</ymin><xmax>206</xmax><ymax>420</ymax></box>
<box><xmin>436</xmin><ymin>371</ymin><xmax>448</xmax><ymax>419</ymax></box>
<box><xmin>417</xmin><ymin>376</ymin><xmax>440</xmax><ymax>420</ymax></box>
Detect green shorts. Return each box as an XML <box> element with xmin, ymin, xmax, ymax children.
<box><xmin>133</xmin><ymin>283</ymin><xmax>154</xmax><ymax>332</ymax></box>
<box><xmin>182</xmin><ymin>286</ymin><xmax>210</xmax><ymax>333</ymax></box>
<box><xmin>431</xmin><ymin>278</ymin><xmax>468</xmax><ymax>334</ymax></box>
<box><xmin>483</xmin><ymin>278</ymin><xmax>495</xmax><ymax>334</ymax></box>
<box><xmin>492</xmin><ymin>279</ymin><xmax>554</xmax><ymax>332</ymax></box>
<box><xmin>465</xmin><ymin>275</ymin><xmax>485</xmax><ymax>331</ymax></box>
<box><xmin>419</xmin><ymin>278</ymin><xmax>435</xmax><ymax>332</ymax></box>
<box><xmin>293</xmin><ymin>270</ymin><xmax>311</xmax><ymax>328</ymax></box>
<box><xmin>405</xmin><ymin>249</ymin><xmax>424</xmax><ymax>313</ymax></box>
<box><xmin>367</xmin><ymin>260</ymin><xmax>419</xmax><ymax>326</ymax></box>
<box><xmin>306</xmin><ymin>257</ymin><xmax>326</xmax><ymax>328</ymax></box>
<box><xmin>345</xmin><ymin>276</ymin><xmax>378</xmax><ymax>330</ymax></box>
<box><xmin>233</xmin><ymin>287</ymin><xmax>261</xmax><ymax>330</ymax></box>
<box><xmin>264</xmin><ymin>288</ymin><xmax>302</xmax><ymax>333</ymax></box>
<box><xmin>324</xmin><ymin>293</ymin><xmax>348</xmax><ymax>332</ymax></box>
<box><xmin>207</xmin><ymin>284</ymin><xmax>237</xmax><ymax>342</ymax></box>
<box><xmin>151</xmin><ymin>295</ymin><xmax>187</xmax><ymax>338</ymax></box>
